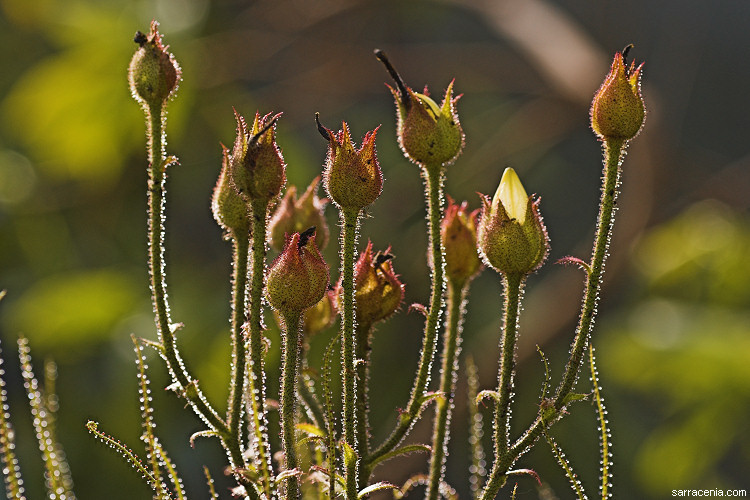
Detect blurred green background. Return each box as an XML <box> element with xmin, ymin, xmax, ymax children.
<box><xmin>1</xmin><ymin>0</ymin><xmax>749</xmax><ymax>498</ymax></box>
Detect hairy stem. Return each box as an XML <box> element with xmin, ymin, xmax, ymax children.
<box><xmin>478</xmin><ymin>273</ymin><xmax>524</xmax><ymax>500</ymax></box>
<box><xmin>354</xmin><ymin>322</ymin><xmax>373</xmax><ymax>487</ymax></box>
<box><xmin>426</xmin><ymin>282</ymin><xmax>469</xmax><ymax>500</ymax></box>
<box><xmin>144</xmin><ymin>103</ymin><xmax>226</xmax><ymax>433</ymax></box>
<box><xmin>367</xmin><ymin>164</ymin><xmax>445</xmax><ymax>466</ymax></box>
<box><xmin>340</xmin><ymin>208</ymin><xmax>360</xmax><ymax>499</ymax></box>
<box><xmin>248</xmin><ymin>202</ymin><xmax>274</xmax><ymax>498</ymax></box>
<box><xmin>280</xmin><ymin>310</ymin><xmax>304</xmax><ymax>500</ymax></box>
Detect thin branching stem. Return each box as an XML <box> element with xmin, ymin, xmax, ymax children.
<box><xmin>354</xmin><ymin>322</ymin><xmax>372</xmax><ymax>487</ymax></box>
<box><xmin>367</xmin><ymin>163</ymin><xmax>445</xmax><ymax>466</ymax></box>
<box><xmin>426</xmin><ymin>282</ymin><xmax>469</xmax><ymax>500</ymax></box>
<box><xmin>479</xmin><ymin>139</ymin><xmax>626</xmax><ymax>498</ymax></box>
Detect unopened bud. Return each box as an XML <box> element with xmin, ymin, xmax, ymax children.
<box><xmin>212</xmin><ymin>145</ymin><xmax>250</xmax><ymax>235</ymax></box>
<box><xmin>266</xmin><ymin>229</ymin><xmax>329</xmax><ymax>314</ymax></box>
<box><xmin>442</xmin><ymin>198</ymin><xmax>482</xmax><ymax>286</ymax></box>
<box><xmin>477</xmin><ymin>168</ymin><xmax>549</xmax><ymax>276</ymax></box>
<box><xmin>230</xmin><ymin>110</ymin><xmax>286</xmax><ymax>206</ymax></box>
<box><xmin>268</xmin><ymin>177</ymin><xmax>329</xmax><ymax>252</ymax></box>
<box><xmin>375</xmin><ymin>50</ymin><xmax>464</xmax><ymax>168</ymax></box>
<box><xmin>128</xmin><ymin>20</ymin><xmax>181</xmax><ymax>108</ymax></box>
<box><xmin>591</xmin><ymin>46</ymin><xmax>646</xmax><ymax>141</ymax></box>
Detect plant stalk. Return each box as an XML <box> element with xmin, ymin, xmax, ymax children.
<box><xmin>280</xmin><ymin>310</ymin><xmax>304</xmax><ymax>500</ymax></box>
<box><xmin>426</xmin><ymin>281</ymin><xmax>469</xmax><ymax>500</ymax></box>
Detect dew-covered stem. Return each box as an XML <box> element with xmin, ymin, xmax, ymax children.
<box><xmin>280</xmin><ymin>310</ymin><xmax>304</xmax><ymax>500</ymax></box>
<box><xmin>426</xmin><ymin>281</ymin><xmax>469</xmax><ymax>500</ymax></box>
<box><xmin>554</xmin><ymin>138</ymin><xmax>623</xmax><ymax>407</ymax></box>
<box><xmin>340</xmin><ymin>207</ymin><xmax>360</xmax><ymax>499</ymax></box>
<box><xmin>226</xmin><ymin>231</ymin><xmax>250</xmax><ymax>476</ymax></box>
<box><xmin>354</xmin><ymin>322</ymin><xmax>373</xmax><ymax>487</ymax></box>
<box><xmin>478</xmin><ymin>273</ymin><xmax>524</xmax><ymax>500</ymax></box>
<box><xmin>247</xmin><ymin>202</ymin><xmax>274</xmax><ymax>498</ymax></box>
<box><xmin>367</xmin><ymin>163</ymin><xmax>445</xmax><ymax>465</ymax></box>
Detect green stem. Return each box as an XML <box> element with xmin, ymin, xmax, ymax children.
<box><xmin>248</xmin><ymin>202</ymin><xmax>274</xmax><ymax>499</ymax></box>
<box><xmin>367</xmin><ymin>164</ymin><xmax>445</xmax><ymax>466</ymax></box>
<box><xmin>494</xmin><ymin>273</ymin><xmax>523</xmax><ymax>458</ymax></box>
<box><xmin>280</xmin><ymin>310</ymin><xmax>304</xmax><ymax>500</ymax></box>
<box><xmin>478</xmin><ymin>273</ymin><xmax>524</xmax><ymax>500</ymax></box>
<box><xmin>144</xmin><ymin>103</ymin><xmax>226</xmax><ymax>434</ymax></box>
<box><xmin>354</xmin><ymin>322</ymin><xmax>373</xmax><ymax>487</ymax></box>
<box><xmin>340</xmin><ymin>208</ymin><xmax>360</xmax><ymax>500</ymax></box>
<box><xmin>426</xmin><ymin>281</ymin><xmax>469</xmax><ymax>500</ymax></box>
<box><xmin>553</xmin><ymin>138</ymin><xmax>623</xmax><ymax>406</ymax></box>
<box><xmin>478</xmin><ymin>138</ymin><xmax>627</xmax><ymax>499</ymax></box>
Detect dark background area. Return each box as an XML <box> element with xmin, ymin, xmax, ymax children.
<box><xmin>1</xmin><ymin>0</ymin><xmax>749</xmax><ymax>498</ymax></box>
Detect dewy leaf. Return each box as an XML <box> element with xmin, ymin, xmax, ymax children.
<box><xmin>0</xmin><ymin>339</ymin><xmax>26</xmax><ymax>500</ymax></box>
<box><xmin>358</xmin><ymin>481</ymin><xmax>400</xmax><ymax>499</ymax></box>
<box><xmin>296</xmin><ymin>422</ymin><xmax>326</xmax><ymax>438</ymax></box>
<box><xmin>367</xmin><ymin>443</ymin><xmax>432</xmax><ymax>469</ymax></box>
<box><xmin>544</xmin><ymin>431</ymin><xmax>588</xmax><ymax>500</ymax></box>
<box><xmin>475</xmin><ymin>390</ymin><xmax>501</xmax><ymax>406</ymax></box>
<box><xmin>562</xmin><ymin>392</ymin><xmax>591</xmax><ymax>406</ymax></box>
<box><xmin>590</xmin><ymin>344</ymin><xmax>612</xmax><ymax>499</ymax></box>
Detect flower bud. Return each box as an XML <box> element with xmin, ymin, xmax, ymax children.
<box><xmin>302</xmin><ymin>289</ymin><xmax>338</xmax><ymax>337</ymax></box>
<box><xmin>477</xmin><ymin>168</ymin><xmax>549</xmax><ymax>276</ymax></box>
<box><xmin>375</xmin><ymin>50</ymin><xmax>464</xmax><ymax>168</ymax></box>
<box><xmin>266</xmin><ymin>229</ymin><xmax>329</xmax><ymax>314</ymax></box>
<box><xmin>212</xmin><ymin>145</ymin><xmax>250</xmax><ymax>235</ymax></box>
<box><xmin>317</xmin><ymin>115</ymin><xmax>383</xmax><ymax>212</ymax></box>
<box><xmin>339</xmin><ymin>241</ymin><xmax>404</xmax><ymax>328</ymax></box>
<box><xmin>442</xmin><ymin>197</ymin><xmax>482</xmax><ymax>286</ymax></box>
<box><xmin>268</xmin><ymin>177</ymin><xmax>329</xmax><ymax>252</ymax></box>
<box><xmin>229</xmin><ymin>110</ymin><xmax>286</xmax><ymax>206</ymax></box>
<box><xmin>590</xmin><ymin>47</ymin><xmax>645</xmax><ymax>141</ymax></box>
<box><xmin>128</xmin><ymin>20</ymin><xmax>181</xmax><ymax>108</ymax></box>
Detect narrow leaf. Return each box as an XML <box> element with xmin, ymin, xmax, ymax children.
<box><xmin>590</xmin><ymin>343</ymin><xmax>612</xmax><ymax>499</ymax></box>
<box><xmin>358</xmin><ymin>481</ymin><xmax>399</xmax><ymax>498</ymax></box>
<box><xmin>204</xmin><ymin>466</ymin><xmax>218</xmax><ymax>500</ymax></box>
<box><xmin>475</xmin><ymin>390</ymin><xmax>500</xmax><ymax>407</ymax></box>
<box><xmin>466</xmin><ymin>356</ymin><xmax>485</xmax><ymax>498</ymax></box>
<box><xmin>544</xmin><ymin>431</ymin><xmax>587</xmax><ymax>500</ymax></box>
<box><xmin>0</xmin><ymin>339</ymin><xmax>26</xmax><ymax>500</ymax></box>
<box><xmin>297</xmin><ymin>422</ymin><xmax>326</xmax><ymax>438</ymax></box>
<box><xmin>366</xmin><ymin>443</ymin><xmax>431</xmax><ymax>470</ymax></box>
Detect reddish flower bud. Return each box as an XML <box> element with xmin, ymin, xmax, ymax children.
<box><xmin>128</xmin><ymin>20</ymin><xmax>181</xmax><ymax>108</ymax></box>
<box><xmin>266</xmin><ymin>229</ymin><xmax>329</xmax><ymax>314</ymax></box>
<box><xmin>339</xmin><ymin>241</ymin><xmax>404</xmax><ymax>328</ymax></box>
<box><xmin>441</xmin><ymin>197</ymin><xmax>482</xmax><ymax>286</ymax></box>
<box><xmin>375</xmin><ymin>50</ymin><xmax>464</xmax><ymax>168</ymax></box>
<box><xmin>212</xmin><ymin>145</ymin><xmax>250</xmax><ymax>235</ymax></box>
<box><xmin>317</xmin><ymin>115</ymin><xmax>383</xmax><ymax>212</ymax></box>
<box><xmin>268</xmin><ymin>177</ymin><xmax>329</xmax><ymax>252</ymax></box>
<box><xmin>591</xmin><ymin>47</ymin><xmax>646</xmax><ymax>141</ymax></box>
<box><xmin>229</xmin><ymin>110</ymin><xmax>286</xmax><ymax>206</ymax></box>
<box><xmin>477</xmin><ymin>168</ymin><xmax>549</xmax><ymax>276</ymax></box>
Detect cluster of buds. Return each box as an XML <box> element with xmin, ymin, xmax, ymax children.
<box><xmin>375</xmin><ymin>50</ymin><xmax>464</xmax><ymax>168</ymax></box>
<box><xmin>266</xmin><ymin>228</ymin><xmax>330</xmax><ymax>317</ymax></box>
<box><xmin>441</xmin><ymin>198</ymin><xmax>482</xmax><ymax>287</ymax></box>
<box><xmin>268</xmin><ymin>177</ymin><xmax>329</xmax><ymax>252</ymax></box>
<box><xmin>342</xmin><ymin>241</ymin><xmax>404</xmax><ymax>330</ymax></box>
<box><xmin>477</xmin><ymin>168</ymin><xmax>549</xmax><ymax>277</ymax></box>
<box><xmin>317</xmin><ymin>115</ymin><xmax>383</xmax><ymax>212</ymax></box>
<box><xmin>128</xmin><ymin>21</ymin><xmax>181</xmax><ymax>109</ymax></box>
<box><xmin>591</xmin><ymin>46</ymin><xmax>646</xmax><ymax>141</ymax></box>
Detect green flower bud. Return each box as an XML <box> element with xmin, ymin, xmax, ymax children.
<box><xmin>266</xmin><ymin>229</ymin><xmax>329</xmax><ymax>314</ymax></box>
<box><xmin>375</xmin><ymin>50</ymin><xmax>464</xmax><ymax>168</ymax></box>
<box><xmin>128</xmin><ymin>20</ymin><xmax>181</xmax><ymax>109</ymax></box>
<box><xmin>317</xmin><ymin>115</ymin><xmax>383</xmax><ymax>212</ymax></box>
<box><xmin>477</xmin><ymin>168</ymin><xmax>549</xmax><ymax>276</ymax></box>
<box><xmin>211</xmin><ymin>145</ymin><xmax>250</xmax><ymax>235</ymax></box>
<box><xmin>441</xmin><ymin>197</ymin><xmax>482</xmax><ymax>286</ymax></box>
<box><xmin>268</xmin><ymin>176</ymin><xmax>329</xmax><ymax>252</ymax></box>
<box><xmin>338</xmin><ymin>241</ymin><xmax>404</xmax><ymax>328</ymax></box>
<box><xmin>591</xmin><ymin>47</ymin><xmax>646</xmax><ymax>141</ymax></box>
<box><xmin>229</xmin><ymin>110</ymin><xmax>286</xmax><ymax>206</ymax></box>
